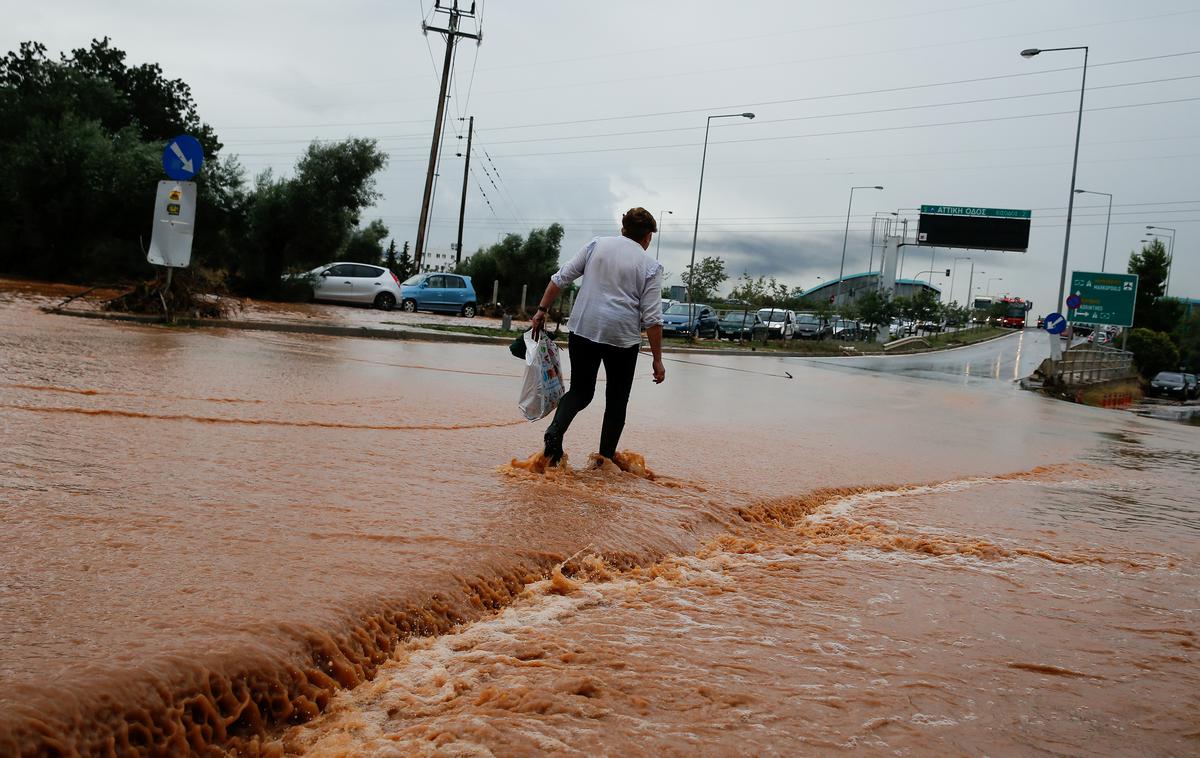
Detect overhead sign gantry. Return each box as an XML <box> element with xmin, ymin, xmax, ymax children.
<box><xmin>917</xmin><ymin>205</ymin><xmax>1031</xmax><ymax>252</ymax></box>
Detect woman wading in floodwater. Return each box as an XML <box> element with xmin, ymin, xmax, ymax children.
<box><xmin>530</xmin><ymin>208</ymin><xmax>666</xmax><ymax>465</ymax></box>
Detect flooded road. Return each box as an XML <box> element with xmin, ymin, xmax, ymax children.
<box><xmin>805</xmin><ymin>328</ymin><xmax>1051</xmax><ymax>384</ymax></box>
<box><xmin>1</xmin><ymin>287</ymin><xmax>1197</xmax><ymax>755</ymax></box>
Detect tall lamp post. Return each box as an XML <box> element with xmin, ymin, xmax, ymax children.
<box><xmin>1021</xmin><ymin>45</ymin><xmax>1089</xmax><ymax>311</ymax></box>
<box><xmin>1073</xmin><ymin>189</ymin><xmax>1112</xmax><ymax>272</ymax></box>
<box><xmin>655</xmin><ymin>209</ymin><xmax>673</xmax><ymax>261</ymax></box>
<box><xmin>987</xmin><ymin>276</ymin><xmax>1003</xmax><ymax>293</ymax></box>
<box><xmin>1146</xmin><ymin>225</ymin><xmax>1176</xmax><ymax>296</ymax></box>
<box><xmin>687</xmin><ymin>112</ymin><xmax>755</xmax><ymax>335</ymax></box>
<box><xmin>835</xmin><ymin>185</ymin><xmax>884</xmax><ymax>310</ymax></box>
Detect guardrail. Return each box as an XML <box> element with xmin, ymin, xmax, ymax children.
<box><xmin>1053</xmin><ymin>345</ymin><xmax>1136</xmax><ymax>387</ymax></box>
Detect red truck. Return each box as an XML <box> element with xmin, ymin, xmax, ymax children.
<box><xmin>998</xmin><ymin>296</ymin><xmax>1030</xmax><ymax>328</ymax></box>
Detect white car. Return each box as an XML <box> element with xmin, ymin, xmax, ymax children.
<box><xmin>300</xmin><ymin>262</ymin><xmax>404</xmax><ymax>311</ymax></box>
<box><xmin>756</xmin><ymin>307</ymin><xmax>796</xmax><ymax>339</ymax></box>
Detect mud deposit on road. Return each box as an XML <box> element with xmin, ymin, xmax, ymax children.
<box><xmin>1</xmin><ymin>288</ymin><xmax>1196</xmax><ymax>755</ymax></box>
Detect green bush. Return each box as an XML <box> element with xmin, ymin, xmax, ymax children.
<box><xmin>1126</xmin><ymin>328</ymin><xmax>1179</xmax><ymax>378</ymax></box>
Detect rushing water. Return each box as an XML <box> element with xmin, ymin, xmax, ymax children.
<box><xmin>1</xmin><ymin>283</ymin><xmax>1197</xmax><ymax>756</ymax></box>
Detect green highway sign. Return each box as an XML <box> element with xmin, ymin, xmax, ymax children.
<box><xmin>920</xmin><ymin>205</ymin><xmax>1031</xmax><ymax>219</ymax></box>
<box><xmin>1066</xmin><ymin>270</ymin><xmax>1139</xmax><ymax>327</ymax></box>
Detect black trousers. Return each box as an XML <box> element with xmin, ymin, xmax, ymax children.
<box><xmin>550</xmin><ymin>332</ymin><xmax>639</xmax><ymax>459</ymax></box>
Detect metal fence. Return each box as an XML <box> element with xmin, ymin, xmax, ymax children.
<box><xmin>1053</xmin><ymin>345</ymin><xmax>1136</xmax><ymax>387</ymax></box>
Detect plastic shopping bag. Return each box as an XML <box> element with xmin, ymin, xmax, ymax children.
<box><xmin>518</xmin><ymin>329</ymin><xmax>564</xmax><ymax>421</ymax></box>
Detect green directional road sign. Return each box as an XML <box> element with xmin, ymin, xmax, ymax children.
<box><xmin>1066</xmin><ymin>270</ymin><xmax>1139</xmax><ymax>327</ymax></box>
<box><xmin>920</xmin><ymin>205</ymin><xmax>1031</xmax><ymax>219</ymax></box>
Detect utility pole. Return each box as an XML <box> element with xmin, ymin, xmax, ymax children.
<box><xmin>455</xmin><ymin>115</ymin><xmax>474</xmax><ymax>266</ymax></box>
<box><xmin>415</xmin><ymin>2</ymin><xmax>481</xmax><ymax>273</ymax></box>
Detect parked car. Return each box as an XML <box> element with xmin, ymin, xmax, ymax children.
<box><xmin>832</xmin><ymin>319</ymin><xmax>871</xmax><ymax>341</ymax></box>
<box><xmin>1148</xmin><ymin>371</ymin><xmax>1190</xmax><ymax>400</ymax></box>
<box><xmin>794</xmin><ymin>313</ymin><xmax>831</xmax><ymax>341</ymax></box>
<box><xmin>1184</xmin><ymin>373</ymin><xmax>1200</xmax><ymax>400</ymax></box>
<box><xmin>717</xmin><ymin>310</ymin><xmax>763</xmax><ymax>340</ymax></box>
<box><xmin>661</xmin><ymin>302</ymin><xmax>719</xmax><ymax>338</ymax></box>
<box><xmin>294</xmin><ymin>262</ymin><xmax>404</xmax><ymax>310</ymax></box>
<box><xmin>399</xmin><ymin>272</ymin><xmax>478</xmax><ymax>316</ymax></box>
<box><xmin>888</xmin><ymin>319</ymin><xmax>915</xmax><ymax>338</ymax></box>
<box><xmin>756</xmin><ymin>308</ymin><xmax>796</xmax><ymax>339</ymax></box>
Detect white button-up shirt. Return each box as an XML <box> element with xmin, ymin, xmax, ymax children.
<box><xmin>551</xmin><ymin>236</ymin><xmax>664</xmax><ymax>348</ymax></box>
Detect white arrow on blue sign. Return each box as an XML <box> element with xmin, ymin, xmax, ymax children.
<box><xmin>162</xmin><ymin>134</ymin><xmax>204</xmax><ymax>180</ymax></box>
<box><xmin>1044</xmin><ymin>312</ymin><xmax>1067</xmax><ymax>335</ymax></box>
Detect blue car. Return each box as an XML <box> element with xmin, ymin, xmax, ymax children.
<box><xmin>661</xmin><ymin>302</ymin><xmax>719</xmax><ymax>338</ymax></box>
<box><xmin>400</xmin><ymin>272</ymin><xmax>478</xmax><ymax>317</ymax></box>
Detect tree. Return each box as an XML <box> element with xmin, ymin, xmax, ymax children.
<box><xmin>728</xmin><ymin>273</ymin><xmax>774</xmax><ymax>305</ymax></box>
<box><xmin>856</xmin><ymin>291</ymin><xmax>897</xmax><ymax>335</ymax></box>
<box><xmin>682</xmin><ymin>256</ymin><xmax>727</xmax><ymax>301</ymax></box>
<box><xmin>0</xmin><ymin>39</ymin><xmax>232</xmax><ymax>281</ymax></box>
<box><xmin>64</xmin><ymin>37</ymin><xmax>222</xmax><ymax>155</ymax></box>
<box><xmin>384</xmin><ymin>240</ymin><xmax>398</xmax><ymax>272</ymax></box>
<box><xmin>396</xmin><ymin>241</ymin><xmax>414</xmax><ymax>280</ymax></box>
<box><xmin>0</xmin><ymin>39</ymin><xmax>393</xmax><ymax>301</ymax></box>
<box><xmin>342</xmin><ymin>220</ymin><xmax>389</xmax><ymax>264</ymax></box>
<box><xmin>239</xmin><ymin>138</ymin><xmax>388</xmax><ymax>293</ymax></box>
<box><xmin>943</xmin><ymin>301</ymin><xmax>968</xmax><ymax>327</ymax></box>
<box><xmin>1128</xmin><ymin>240</ymin><xmax>1183</xmax><ymax>333</ymax></box>
<box><xmin>457</xmin><ymin>224</ymin><xmax>564</xmax><ymax>311</ymax></box>
<box><xmin>899</xmin><ymin>289</ymin><xmax>942</xmax><ymax>332</ymax></box>
<box><xmin>1173</xmin><ymin>312</ymin><xmax>1200</xmax><ymax>371</ymax></box>
<box><xmin>1127</xmin><ymin>328</ymin><xmax>1179</xmax><ymax>378</ymax></box>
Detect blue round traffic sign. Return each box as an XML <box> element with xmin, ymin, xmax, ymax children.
<box><xmin>162</xmin><ymin>134</ymin><xmax>205</xmax><ymax>180</ymax></box>
<box><xmin>1065</xmin><ymin>293</ymin><xmax>1081</xmax><ymax>309</ymax></box>
<box><xmin>1044</xmin><ymin>312</ymin><xmax>1067</xmax><ymax>335</ymax></box>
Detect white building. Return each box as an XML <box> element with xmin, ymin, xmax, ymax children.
<box><xmin>419</xmin><ymin>248</ymin><xmax>472</xmax><ymax>273</ymax></box>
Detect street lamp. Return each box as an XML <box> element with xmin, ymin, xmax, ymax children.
<box><xmin>687</xmin><ymin>112</ymin><xmax>755</xmax><ymax>334</ymax></box>
<box><xmin>1074</xmin><ymin>189</ymin><xmax>1112</xmax><ymax>272</ymax></box>
<box><xmin>835</xmin><ymin>185</ymin><xmax>884</xmax><ymax>309</ymax></box>
<box><xmin>987</xmin><ymin>276</ymin><xmax>1003</xmax><ymax>293</ymax></box>
<box><xmin>1021</xmin><ymin>45</ymin><xmax>1089</xmax><ymax>311</ymax></box>
<box><xmin>1146</xmin><ymin>225</ymin><xmax>1176</xmax><ymax>296</ymax></box>
<box><xmin>655</xmin><ymin>209</ymin><xmax>673</xmax><ymax>261</ymax></box>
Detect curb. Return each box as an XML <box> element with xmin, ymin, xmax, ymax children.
<box><xmin>44</xmin><ymin>307</ymin><xmax>1020</xmax><ymax>358</ymax></box>
<box><xmin>42</xmin><ymin>308</ymin><xmax>513</xmax><ymax>346</ymax></box>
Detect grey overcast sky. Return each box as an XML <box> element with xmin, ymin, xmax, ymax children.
<box><xmin>6</xmin><ymin>0</ymin><xmax>1199</xmax><ymax>311</ymax></box>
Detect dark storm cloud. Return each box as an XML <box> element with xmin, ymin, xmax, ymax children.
<box><xmin>656</xmin><ymin>230</ymin><xmax>879</xmax><ymax>289</ymax></box>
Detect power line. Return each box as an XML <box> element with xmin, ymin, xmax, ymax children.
<box><xmin>489</xmin><ymin>95</ymin><xmax>1200</xmax><ymax>159</ymax></box>
<box><xmin>467</xmin><ymin>0</ymin><xmax>1015</xmax><ymax>75</ymax></box>
<box><xmin>470</xmin><ymin>10</ymin><xmax>1200</xmax><ymax>100</ymax></box>
<box><xmin>469</xmin><ymin>166</ymin><xmax>498</xmax><ymax>217</ymax></box>
<box><xmin>213</xmin><ymin>49</ymin><xmax>1200</xmax><ymax>133</ymax></box>
<box><xmin>471</xmin><ymin>139</ymin><xmax>525</xmax><ymax>224</ymax></box>
<box><xmin>465</xmin><ymin>74</ymin><xmax>1200</xmax><ymax>149</ymax></box>
<box><xmin>219</xmin><ymin>70</ymin><xmax>1200</xmax><ymax>153</ymax></box>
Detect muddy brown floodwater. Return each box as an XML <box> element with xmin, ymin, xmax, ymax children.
<box><xmin>1</xmin><ymin>282</ymin><xmax>1197</xmax><ymax>756</ymax></box>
